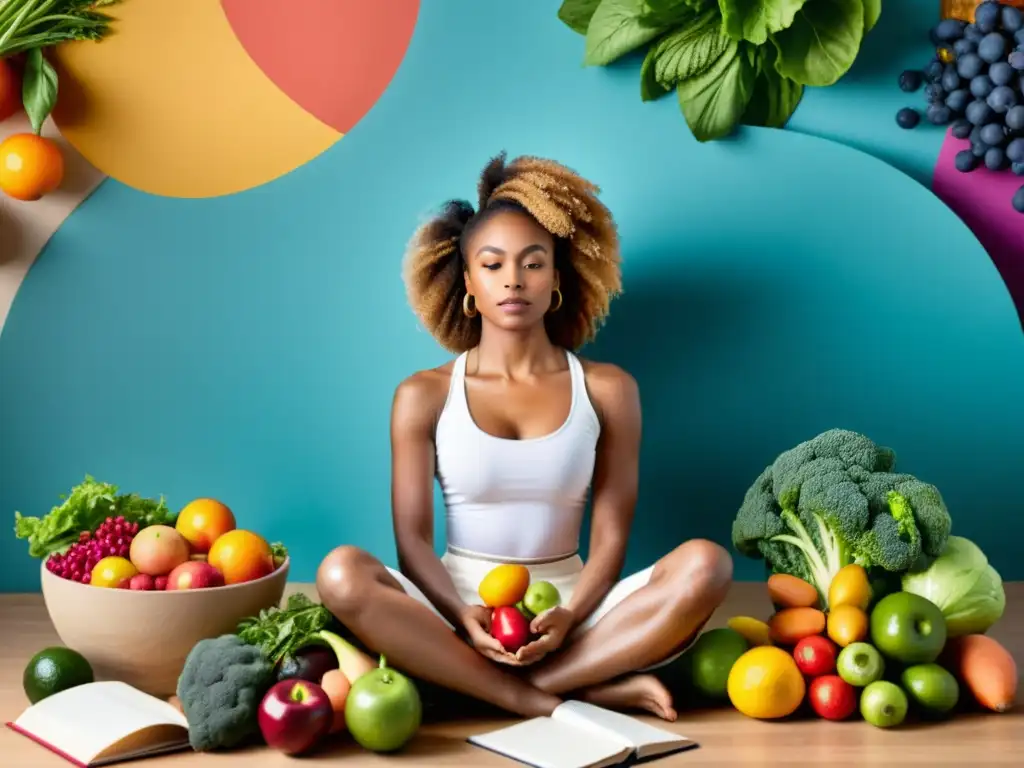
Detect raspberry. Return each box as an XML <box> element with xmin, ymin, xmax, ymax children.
<box><xmin>45</xmin><ymin>516</ymin><xmax>140</xmax><ymax>582</ymax></box>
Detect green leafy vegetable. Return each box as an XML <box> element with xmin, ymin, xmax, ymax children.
<box><xmin>719</xmin><ymin>0</ymin><xmax>807</xmax><ymax>46</ymax></box>
<box><xmin>584</xmin><ymin>0</ymin><xmax>668</xmax><ymax>66</ymax></box>
<box><xmin>13</xmin><ymin>475</ymin><xmax>176</xmax><ymax>559</ymax></box>
<box><xmin>772</xmin><ymin>0</ymin><xmax>865</xmax><ymax>87</ymax></box>
<box><xmin>902</xmin><ymin>536</ymin><xmax>1006</xmax><ymax>637</ymax></box>
<box><xmin>676</xmin><ymin>38</ymin><xmax>757</xmax><ymax>141</ymax></box>
<box><xmin>558</xmin><ymin>0</ymin><xmax>879</xmax><ymax>141</ymax></box>
<box><xmin>21</xmin><ymin>47</ymin><xmax>57</xmax><ymax>134</ymax></box>
<box><xmin>0</xmin><ymin>0</ymin><xmax>119</xmax><ymax>58</ymax></box>
<box><xmin>236</xmin><ymin>592</ymin><xmax>339</xmax><ymax>666</ymax></box>
<box><xmin>558</xmin><ymin>0</ymin><xmax>603</xmax><ymax>35</ymax></box>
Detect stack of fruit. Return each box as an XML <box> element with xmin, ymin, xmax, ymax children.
<box><xmin>716</xmin><ymin>566</ymin><xmax>1018</xmax><ymax>727</ymax></box>
<box><xmin>43</xmin><ymin>496</ymin><xmax>285</xmax><ymax>591</ymax></box>
<box><xmin>476</xmin><ymin>564</ymin><xmax>563</xmax><ymax>652</ymax></box>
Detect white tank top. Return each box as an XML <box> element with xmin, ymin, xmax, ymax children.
<box><xmin>434</xmin><ymin>349</ymin><xmax>601</xmax><ymax>562</ymax></box>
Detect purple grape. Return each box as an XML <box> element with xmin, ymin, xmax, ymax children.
<box><xmin>925</xmin><ymin>59</ymin><xmax>945</xmax><ymax>82</ymax></box>
<box><xmin>990</xmin><ymin>62</ymin><xmax>1014</xmax><ymax>86</ymax></box>
<box><xmin>975</xmin><ymin>1</ymin><xmax>1001</xmax><ymax>33</ymax></box>
<box><xmin>1011</xmin><ymin>51</ymin><xmax>1024</xmax><ymax>72</ymax></box>
<box><xmin>955</xmin><ymin>149</ymin><xmax>980</xmax><ymax>172</ymax></box>
<box><xmin>965</xmin><ymin>23</ymin><xmax>984</xmax><ymax>43</ymax></box>
<box><xmin>1003</xmin><ymin>5</ymin><xmax>1023</xmax><ymax>33</ymax></box>
<box><xmin>1008</xmin><ymin>138</ymin><xmax>1024</xmax><ymax>164</ymax></box>
<box><xmin>1007</xmin><ymin>105</ymin><xmax>1024</xmax><ymax>130</ymax></box>
<box><xmin>988</xmin><ymin>85</ymin><xmax>1018</xmax><ymax>113</ymax></box>
<box><xmin>934</xmin><ymin>18</ymin><xmax>967</xmax><ymax>41</ymax></box>
<box><xmin>1012</xmin><ymin>162</ymin><xmax>1024</xmax><ymax>176</ymax></box>
<box><xmin>951</xmin><ymin>117</ymin><xmax>973</xmax><ymax>138</ymax></box>
<box><xmin>955</xmin><ymin>38</ymin><xmax>978</xmax><ymax>56</ymax></box>
<box><xmin>967</xmin><ymin>99</ymin><xmax>995</xmax><ymax>125</ymax></box>
<box><xmin>946</xmin><ymin>89</ymin><xmax>971</xmax><ymax>113</ymax></box>
<box><xmin>981</xmin><ymin>123</ymin><xmax>1007</xmax><ymax>146</ymax></box>
<box><xmin>898</xmin><ymin>69</ymin><xmax>923</xmax><ymax>92</ymax></box>
<box><xmin>896</xmin><ymin>107</ymin><xmax>920</xmax><ymax>129</ymax></box>
<box><xmin>1013</xmin><ymin>185</ymin><xmax>1024</xmax><ymax>213</ymax></box>
<box><xmin>971</xmin><ymin>74</ymin><xmax>995</xmax><ymax>99</ymax></box>
<box><xmin>941</xmin><ymin>66</ymin><xmax>962</xmax><ymax>92</ymax></box>
<box><xmin>985</xmin><ymin>146</ymin><xmax>1009</xmax><ymax>170</ymax></box>
<box><xmin>927</xmin><ymin>103</ymin><xmax>953</xmax><ymax>125</ymax></box>
<box><xmin>957</xmin><ymin>52</ymin><xmax>985</xmax><ymax>79</ymax></box>
<box><xmin>978</xmin><ymin>32</ymin><xmax>1008</xmax><ymax>63</ymax></box>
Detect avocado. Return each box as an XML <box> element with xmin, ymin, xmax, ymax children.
<box><xmin>23</xmin><ymin>647</ymin><xmax>95</xmax><ymax>704</ymax></box>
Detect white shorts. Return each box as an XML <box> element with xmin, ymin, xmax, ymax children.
<box><xmin>385</xmin><ymin>547</ymin><xmax>690</xmax><ymax>671</ymax></box>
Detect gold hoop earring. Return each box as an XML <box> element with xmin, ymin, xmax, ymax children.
<box><xmin>549</xmin><ymin>288</ymin><xmax>562</xmax><ymax>312</ymax></box>
<box><xmin>463</xmin><ymin>293</ymin><xmax>477</xmax><ymax>317</ymax></box>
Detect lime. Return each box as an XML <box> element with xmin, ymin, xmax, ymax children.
<box><xmin>684</xmin><ymin>627</ymin><xmax>750</xmax><ymax>700</ymax></box>
<box><xmin>901</xmin><ymin>663</ymin><xmax>960</xmax><ymax>716</ymax></box>
<box><xmin>23</xmin><ymin>646</ymin><xmax>94</xmax><ymax>704</ymax></box>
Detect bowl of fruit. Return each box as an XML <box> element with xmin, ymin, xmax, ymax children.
<box><xmin>19</xmin><ymin>478</ymin><xmax>291</xmax><ymax>699</ymax></box>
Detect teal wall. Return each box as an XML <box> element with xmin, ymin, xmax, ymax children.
<box><xmin>3</xmin><ymin>1</ymin><xmax>1023</xmax><ymax>592</ymax></box>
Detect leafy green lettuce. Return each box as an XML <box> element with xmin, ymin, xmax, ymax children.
<box><xmin>13</xmin><ymin>475</ymin><xmax>177</xmax><ymax>558</ymax></box>
<box><xmin>558</xmin><ymin>0</ymin><xmax>880</xmax><ymax>141</ymax></box>
<box><xmin>901</xmin><ymin>536</ymin><xmax>1007</xmax><ymax>637</ymax></box>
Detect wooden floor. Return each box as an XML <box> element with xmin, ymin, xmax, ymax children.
<box><xmin>2</xmin><ymin>582</ymin><xmax>1021</xmax><ymax>767</ymax></box>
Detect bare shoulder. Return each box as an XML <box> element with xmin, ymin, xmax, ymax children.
<box><xmin>577</xmin><ymin>357</ymin><xmax>640</xmax><ymax>420</ymax></box>
<box><xmin>391</xmin><ymin>360</ymin><xmax>456</xmax><ymax>432</ymax></box>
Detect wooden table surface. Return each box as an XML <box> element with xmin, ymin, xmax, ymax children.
<box><xmin>2</xmin><ymin>582</ymin><xmax>1021</xmax><ymax>767</ymax></box>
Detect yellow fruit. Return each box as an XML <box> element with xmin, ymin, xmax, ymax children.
<box><xmin>90</xmin><ymin>556</ymin><xmax>138</xmax><ymax>588</ymax></box>
<box><xmin>826</xmin><ymin>604</ymin><xmax>869</xmax><ymax>647</ymax></box>
<box><xmin>477</xmin><ymin>564</ymin><xmax>530</xmax><ymax>607</ymax></box>
<box><xmin>727</xmin><ymin>646</ymin><xmax>806</xmax><ymax>720</ymax></box>
<box><xmin>828</xmin><ymin>564</ymin><xmax>871</xmax><ymax>611</ymax></box>
<box><xmin>726</xmin><ymin>616</ymin><xmax>773</xmax><ymax>646</ymax></box>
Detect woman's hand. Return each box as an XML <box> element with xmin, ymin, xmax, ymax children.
<box><xmin>458</xmin><ymin>605</ymin><xmax>524</xmax><ymax>665</ymax></box>
<box><xmin>515</xmin><ymin>606</ymin><xmax>575</xmax><ymax>665</ymax></box>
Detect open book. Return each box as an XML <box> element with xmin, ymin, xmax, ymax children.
<box><xmin>5</xmin><ymin>680</ymin><xmax>191</xmax><ymax>767</ymax></box>
<box><xmin>467</xmin><ymin>700</ymin><xmax>698</xmax><ymax>768</ymax></box>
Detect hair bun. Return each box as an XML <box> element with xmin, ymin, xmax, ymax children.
<box><xmin>440</xmin><ymin>199</ymin><xmax>475</xmax><ymax>228</ymax></box>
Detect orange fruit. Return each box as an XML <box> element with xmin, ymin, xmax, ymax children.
<box><xmin>477</xmin><ymin>564</ymin><xmax>531</xmax><ymax>607</ymax></box>
<box><xmin>207</xmin><ymin>529</ymin><xmax>274</xmax><ymax>584</ymax></box>
<box><xmin>90</xmin><ymin>556</ymin><xmax>138</xmax><ymax>588</ymax></box>
<box><xmin>826</xmin><ymin>604</ymin><xmax>869</xmax><ymax>648</ymax></box>
<box><xmin>727</xmin><ymin>646</ymin><xmax>807</xmax><ymax>719</ymax></box>
<box><xmin>0</xmin><ymin>133</ymin><xmax>64</xmax><ymax>201</ymax></box>
<box><xmin>175</xmin><ymin>498</ymin><xmax>236</xmax><ymax>554</ymax></box>
<box><xmin>0</xmin><ymin>58</ymin><xmax>20</xmax><ymax>122</ymax></box>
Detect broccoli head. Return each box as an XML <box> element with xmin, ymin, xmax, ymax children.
<box><xmin>176</xmin><ymin>633</ymin><xmax>276</xmax><ymax>752</ymax></box>
<box><xmin>732</xmin><ymin>428</ymin><xmax>952</xmax><ymax>608</ymax></box>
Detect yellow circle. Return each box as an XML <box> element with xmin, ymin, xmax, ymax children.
<box><xmin>90</xmin><ymin>556</ymin><xmax>138</xmax><ymax>588</ymax></box>
<box><xmin>727</xmin><ymin>646</ymin><xmax>806</xmax><ymax>719</ymax></box>
<box><xmin>50</xmin><ymin>0</ymin><xmax>341</xmax><ymax>198</ymax></box>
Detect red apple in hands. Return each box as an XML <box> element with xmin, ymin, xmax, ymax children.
<box><xmin>258</xmin><ymin>679</ymin><xmax>333</xmax><ymax>755</ymax></box>
<box><xmin>491</xmin><ymin>605</ymin><xmax>531</xmax><ymax>653</ymax></box>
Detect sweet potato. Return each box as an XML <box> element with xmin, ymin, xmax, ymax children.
<box><xmin>768</xmin><ymin>607</ymin><xmax>826</xmax><ymax>645</ymax></box>
<box><xmin>767</xmin><ymin>574</ymin><xmax>820</xmax><ymax>609</ymax></box>
<box><xmin>943</xmin><ymin>635</ymin><xmax>1017</xmax><ymax>713</ymax></box>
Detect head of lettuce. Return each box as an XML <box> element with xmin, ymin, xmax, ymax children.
<box><xmin>901</xmin><ymin>535</ymin><xmax>1006</xmax><ymax>637</ymax></box>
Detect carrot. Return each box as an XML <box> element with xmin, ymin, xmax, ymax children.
<box><xmin>943</xmin><ymin>635</ymin><xmax>1017</xmax><ymax>713</ymax></box>
<box><xmin>767</xmin><ymin>574</ymin><xmax>820</xmax><ymax>609</ymax></box>
<box><xmin>768</xmin><ymin>607</ymin><xmax>827</xmax><ymax>645</ymax></box>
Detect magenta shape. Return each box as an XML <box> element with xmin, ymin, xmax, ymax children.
<box><xmin>932</xmin><ymin>129</ymin><xmax>1024</xmax><ymax>327</ymax></box>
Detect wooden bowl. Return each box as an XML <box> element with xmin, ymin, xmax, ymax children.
<box><xmin>39</xmin><ymin>557</ymin><xmax>290</xmax><ymax>698</ymax></box>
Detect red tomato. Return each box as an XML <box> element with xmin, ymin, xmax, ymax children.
<box><xmin>808</xmin><ymin>675</ymin><xmax>858</xmax><ymax>721</ymax></box>
<box><xmin>793</xmin><ymin>635</ymin><xmax>838</xmax><ymax>677</ymax></box>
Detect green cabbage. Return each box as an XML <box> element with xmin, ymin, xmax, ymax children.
<box><xmin>901</xmin><ymin>536</ymin><xmax>1006</xmax><ymax>637</ymax></box>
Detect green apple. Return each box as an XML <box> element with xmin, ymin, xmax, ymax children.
<box><xmin>860</xmin><ymin>680</ymin><xmax>908</xmax><ymax>728</ymax></box>
<box><xmin>523</xmin><ymin>581</ymin><xmax>561</xmax><ymax>616</ymax></box>
<box><xmin>901</xmin><ymin>663</ymin><xmax>959</xmax><ymax>716</ymax></box>
<box><xmin>344</xmin><ymin>655</ymin><xmax>422</xmax><ymax>752</ymax></box>
<box><xmin>869</xmin><ymin>592</ymin><xmax>947</xmax><ymax>664</ymax></box>
<box><xmin>836</xmin><ymin>642</ymin><xmax>885</xmax><ymax>687</ymax></box>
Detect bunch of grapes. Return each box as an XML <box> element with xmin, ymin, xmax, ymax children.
<box><xmin>895</xmin><ymin>1</ymin><xmax>1024</xmax><ymax>213</ymax></box>
<box><xmin>45</xmin><ymin>516</ymin><xmax>140</xmax><ymax>584</ymax></box>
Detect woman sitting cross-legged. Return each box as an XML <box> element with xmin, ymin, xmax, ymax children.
<box><xmin>316</xmin><ymin>152</ymin><xmax>733</xmax><ymax>721</ymax></box>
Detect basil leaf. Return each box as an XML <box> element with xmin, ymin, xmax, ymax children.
<box><xmin>862</xmin><ymin>0</ymin><xmax>881</xmax><ymax>33</ymax></box>
<box><xmin>558</xmin><ymin>0</ymin><xmax>603</xmax><ymax>35</ymax></box>
<box><xmin>641</xmin><ymin>0</ymin><xmax>708</xmax><ymax>26</ymax></box>
<box><xmin>742</xmin><ymin>44</ymin><xmax>804</xmax><ymax>128</ymax></box>
<box><xmin>22</xmin><ymin>48</ymin><xmax>58</xmax><ymax>135</ymax></box>
<box><xmin>676</xmin><ymin>39</ymin><xmax>758</xmax><ymax>141</ymax></box>
<box><xmin>719</xmin><ymin>0</ymin><xmax>810</xmax><ymax>45</ymax></box>
<box><xmin>771</xmin><ymin>0</ymin><xmax>865</xmax><ymax>87</ymax></box>
<box><xmin>584</xmin><ymin>0</ymin><xmax>668</xmax><ymax>66</ymax></box>
<box><xmin>648</xmin><ymin>9</ymin><xmax>731</xmax><ymax>87</ymax></box>
<box><xmin>640</xmin><ymin>45</ymin><xmax>672</xmax><ymax>100</ymax></box>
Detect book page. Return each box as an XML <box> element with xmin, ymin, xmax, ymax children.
<box><xmin>13</xmin><ymin>681</ymin><xmax>188</xmax><ymax>763</ymax></box>
<box><xmin>552</xmin><ymin>701</ymin><xmax>695</xmax><ymax>758</ymax></box>
<box><xmin>468</xmin><ymin>716</ymin><xmax>631</xmax><ymax>768</ymax></box>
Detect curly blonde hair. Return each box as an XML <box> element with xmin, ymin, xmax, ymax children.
<box><xmin>402</xmin><ymin>152</ymin><xmax>622</xmax><ymax>353</ymax></box>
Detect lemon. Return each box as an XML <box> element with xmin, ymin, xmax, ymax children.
<box><xmin>727</xmin><ymin>646</ymin><xmax>806</xmax><ymax>719</ymax></box>
<box><xmin>726</xmin><ymin>616</ymin><xmax>773</xmax><ymax>647</ymax></box>
<box><xmin>90</xmin><ymin>556</ymin><xmax>138</xmax><ymax>588</ymax></box>
<box><xmin>477</xmin><ymin>564</ymin><xmax>530</xmax><ymax>607</ymax></box>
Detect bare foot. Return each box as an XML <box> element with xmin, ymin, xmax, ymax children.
<box><xmin>578</xmin><ymin>674</ymin><xmax>677</xmax><ymax>721</ymax></box>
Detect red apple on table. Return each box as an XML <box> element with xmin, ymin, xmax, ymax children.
<box><xmin>258</xmin><ymin>679</ymin><xmax>333</xmax><ymax>755</ymax></box>
<box><xmin>491</xmin><ymin>605</ymin><xmax>531</xmax><ymax>653</ymax></box>
<box><xmin>165</xmin><ymin>560</ymin><xmax>224</xmax><ymax>590</ymax></box>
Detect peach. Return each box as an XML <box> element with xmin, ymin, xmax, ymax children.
<box><xmin>166</xmin><ymin>560</ymin><xmax>225</xmax><ymax>590</ymax></box>
<box><xmin>129</xmin><ymin>525</ymin><xmax>191</xmax><ymax>576</ymax></box>
<box><xmin>175</xmin><ymin>498</ymin><xmax>236</xmax><ymax>554</ymax></box>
